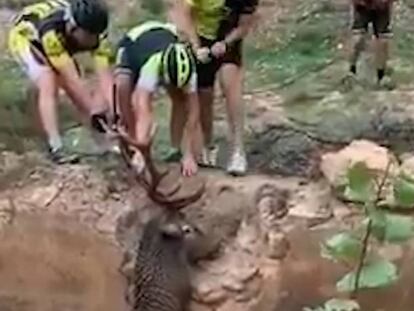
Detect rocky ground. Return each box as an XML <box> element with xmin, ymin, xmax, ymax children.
<box><xmin>0</xmin><ymin>138</ymin><xmax>413</xmax><ymax>311</ymax></box>
<box><xmin>1</xmin><ymin>0</ymin><xmax>414</xmax><ymax>311</ymax></box>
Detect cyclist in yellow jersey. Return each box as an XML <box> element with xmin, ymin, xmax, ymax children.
<box><xmin>114</xmin><ymin>22</ymin><xmax>201</xmax><ymax>177</ymax></box>
<box><xmin>8</xmin><ymin>0</ymin><xmax>114</xmax><ymax>164</ymax></box>
<box><xmin>168</xmin><ymin>0</ymin><xmax>258</xmax><ymax>176</ymax></box>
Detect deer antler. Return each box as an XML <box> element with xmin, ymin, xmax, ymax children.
<box><xmin>117</xmin><ymin>126</ymin><xmax>205</xmax><ymax>209</ymax></box>
<box><xmin>105</xmin><ymin>84</ymin><xmax>205</xmax><ymax>209</ymax></box>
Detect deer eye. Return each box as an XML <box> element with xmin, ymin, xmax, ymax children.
<box><xmin>182</xmin><ymin>224</ymin><xmax>193</xmax><ymax>234</ymax></box>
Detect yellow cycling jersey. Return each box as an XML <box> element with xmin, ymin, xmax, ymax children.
<box><xmin>8</xmin><ymin>0</ymin><xmax>112</xmax><ymax>70</ymax></box>
<box><xmin>185</xmin><ymin>0</ymin><xmax>258</xmax><ymax>40</ymax></box>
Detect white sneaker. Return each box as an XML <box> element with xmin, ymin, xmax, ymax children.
<box><xmin>199</xmin><ymin>145</ymin><xmax>219</xmax><ymax>167</ymax></box>
<box><xmin>226</xmin><ymin>149</ymin><xmax>248</xmax><ymax>176</ymax></box>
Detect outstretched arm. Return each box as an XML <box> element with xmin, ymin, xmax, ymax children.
<box><xmin>42</xmin><ymin>30</ymin><xmax>105</xmax><ymax>117</ymax></box>
<box><xmin>115</xmin><ymin>72</ymin><xmax>135</xmax><ymax>138</ymax></box>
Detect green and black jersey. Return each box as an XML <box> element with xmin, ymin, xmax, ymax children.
<box><xmin>115</xmin><ymin>21</ymin><xmax>197</xmax><ymax>93</ymax></box>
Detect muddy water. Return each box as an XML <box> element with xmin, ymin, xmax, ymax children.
<box><xmin>278</xmin><ymin>227</ymin><xmax>414</xmax><ymax>311</ymax></box>
<box><xmin>0</xmin><ymin>212</ymin><xmax>127</xmax><ymax>311</ymax></box>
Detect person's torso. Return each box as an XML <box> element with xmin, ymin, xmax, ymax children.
<box><xmin>121</xmin><ymin>22</ymin><xmax>178</xmax><ymax>74</ymax></box>
<box><xmin>13</xmin><ymin>0</ymin><xmax>103</xmax><ymax>57</ymax></box>
<box><xmin>13</xmin><ymin>0</ymin><xmax>69</xmax><ymax>24</ymax></box>
<box><xmin>190</xmin><ymin>0</ymin><xmax>257</xmax><ymax>40</ymax></box>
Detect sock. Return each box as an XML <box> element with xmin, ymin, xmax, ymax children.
<box><xmin>377</xmin><ymin>68</ymin><xmax>385</xmax><ymax>82</ymax></box>
<box><xmin>48</xmin><ymin>134</ymin><xmax>62</xmax><ymax>151</ymax></box>
<box><xmin>350</xmin><ymin>65</ymin><xmax>357</xmax><ymax>74</ymax></box>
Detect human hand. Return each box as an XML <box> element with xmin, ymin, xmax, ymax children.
<box><xmin>181</xmin><ymin>154</ymin><xmax>198</xmax><ymax>177</ymax></box>
<box><xmin>195</xmin><ymin>47</ymin><xmax>211</xmax><ymax>63</ymax></box>
<box><xmin>210</xmin><ymin>41</ymin><xmax>227</xmax><ymax>58</ymax></box>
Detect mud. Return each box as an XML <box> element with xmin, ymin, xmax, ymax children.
<box><xmin>278</xmin><ymin>226</ymin><xmax>414</xmax><ymax>311</ymax></box>
<box><xmin>0</xmin><ymin>212</ymin><xmax>127</xmax><ymax>311</ymax></box>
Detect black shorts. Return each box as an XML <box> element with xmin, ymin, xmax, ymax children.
<box><xmin>197</xmin><ymin>36</ymin><xmax>243</xmax><ymax>89</ymax></box>
<box><xmin>352</xmin><ymin>4</ymin><xmax>392</xmax><ymax>37</ymax></box>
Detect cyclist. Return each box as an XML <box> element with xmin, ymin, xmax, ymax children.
<box><xmin>8</xmin><ymin>0</ymin><xmax>114</xmax><ymax>164</ymax></box>
<box><xmin>347</xmin><ymin>0</ymin><xmax>396</xmax><ymax>87</ymax></box>
<box><xmin>168</xmin><ymin>0</ymin><xmax>259</xmax><ymax>176</ymax></box>
<box><xmin>114</xmin><ymin>21</ymin><xmax>201</xmax><ymax>177</ymax></box>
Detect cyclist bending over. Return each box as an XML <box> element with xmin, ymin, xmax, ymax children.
<box><xmin>8</xmin><ymin>0</ymin><xmax>113</xmax><ymax>164</ymax></box>
<box><xmin>114</xmin><ymin>21</ymin><xmax>202</xmax><ymax>177</ymax></box>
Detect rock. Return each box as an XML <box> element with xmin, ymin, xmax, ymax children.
<box><xmin>265</xmin><ymin>231</ymin><xmax>290</xmax><ymax>260</ymax></box>
<box><xmin>378</xmin><ymin>244</ymin><xmax>404</xmax><ymax>262</ymax></box>
<box><xmin>249</xmin><ymin>259</ymin><xmax>282</xmax><ymax>311</ymax></box>
<box><xmin>400</xmin><ymin>155</ymin><xmax>414</xmax><ymax>179</ymax></box>
<box><xmin>0</xmin><ymin>198</ymin><xmax>14</xmax><ymax>228</ymax></box>
<box><xmin>248</xmin><ymin>123</ymin><xmax>321</xmax><ymax>178</ymax></box>
<box><xmin>289</xmin><ymin>181</ymin><xmax>332</xmax><ymax>220</ymax></box>
<box><xmin>221</xmin><ymin>277</ymin><xmax>244</xmax><ymax>292</ymax></box>
<box><xmin>332</xmin><ymin>198</ymin><xmax>354</xmax><ymax>220</ymax></box>
<box><xmin>321</xmin><ymin>140</ymin><xmax>398</xmax><ymax>187</ymax></box>
<box><xmin>192</xmin><ymin>275</ymin><xmax>228</xmax><ymax>305</ymax></box>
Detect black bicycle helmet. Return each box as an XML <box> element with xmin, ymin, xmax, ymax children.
<box><xmin>69</xmin><ymin>0</ymin><xmax>109</xmax><ymax>34</ymax></box>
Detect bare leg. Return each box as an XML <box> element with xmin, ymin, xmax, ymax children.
<box><xmin>35</xmin><ymin>69</ymin><xmax>60</xmax><ymax>150</ymax></box>
<box><xmin>198</xmin><ymin>87</ymin><xmax>214</xmax><ymax>147</ymax></box>
<box><xmin>374</xmin><ymin>36</ymin><xmax>389</xmax><ymax>82</ymax></box>
<box><xmin>168</xmin><ymin>87</ymin><xmax>187</xmax><ymax>149</ymax></box>
<box><xmin>348</xmin><ymin>30</ymin><xmax>366</xmax><ymax>74</ymax></box>
<box><xmin>219</xmin><ymin>63</ymin><xmax>247</xmax><ymax>175</ymax></box>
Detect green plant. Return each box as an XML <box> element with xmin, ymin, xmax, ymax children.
<box><xmin>306</xmin><ymin>161</ymin><xmax>414</xmax><ymax>311</ymax></box>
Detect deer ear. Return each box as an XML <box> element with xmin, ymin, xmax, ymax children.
<box><xmin>161</xmin><ymin>223</ymin><xmax>183</xmax><ymax>238</ymax></box>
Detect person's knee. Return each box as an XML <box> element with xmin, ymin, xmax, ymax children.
<box><xmin>220</xmin><ymin>64</ymin><xmax>243</xmax><ymax>97</ymax></box>
<box><xmin>198</xmin><ymin>87</ymin><xmax>214</xmax><ymax>104</ymax></box>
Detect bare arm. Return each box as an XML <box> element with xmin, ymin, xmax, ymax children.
<box><xmin>96</xmin><ymin>67</ymin><xmax>114</xmax><ymax>105</ymax></box>
<box><xmin>183</xmin><ymin>92</ymin><xmax>202</xmax><ymax>159</ymax></box>
<box><xmin>224</xmin><ymin>12</ymin><xmax>258</xmax><ymax>47</ymax></box>
<box><xmin>56</xmin><ymin>60</ymin><xmax>97</xmax><ymax>115</ymax></box>
<box><xmin>42</xmin><ymin>30</ymin><xmax>98</xmax><ymax>116</ymax></box>
<box><xmin>135</xmin><ymin>88</ymin><xmax>154</xmax><ymax>147</ymax></box>
<box><xmin>166</xmin><ymin>0</ymin><xmax>201</xmax><ymax>50</ymax></box>
<box><xmin>115</xmin><ymin>73</ymin><xmax>135</xmax><ymax>137</ymax></box>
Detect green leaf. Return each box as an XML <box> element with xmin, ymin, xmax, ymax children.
<box><xmin>367</xmin><ymin>213</ymin><xmax>414</xmax><ymax>243</ymax></box>
<box><xmin>394</xmin><ymin>174</ymin><xmax>414</xmax><ymax>208</ymax></box>
<box><xmin>369</xmin><ymin>211</ymin><xmax>387</xmax><ymax>242</ymax></box>
<box><xmin>336</xmin><ymin>260</ymin><xmax>398</xmax><ymax>292</ymax></box>
<box><xmin>384</xmin><ymin>214</ymin><xmax>414</xmax><ymax>243</ymax></box>
<box><xmin>321</xmin><ymin>233</ymin><xmax>362</xmax><ymax>263</ymax></box>
<box><xmin>303</xmin><ymin>299</ymin><xmax>360</xmax><ymax>311</ymax></box>
<box><xmin>324</xmin><ymin>298</ymin><xmax>360</xmax><ymax>311</ymax></box>
<box><xmin>344</xmin><ymin>162</ymin><xmax>375</xmax><ymax>202</ymax></box>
